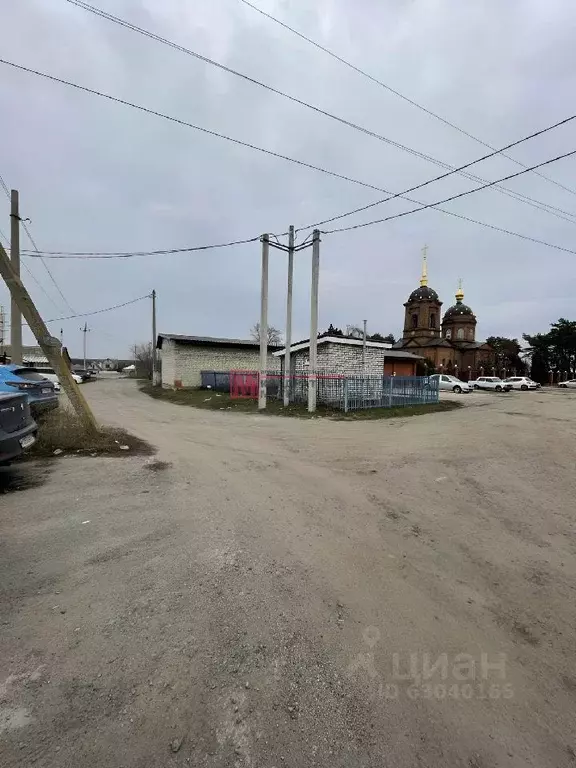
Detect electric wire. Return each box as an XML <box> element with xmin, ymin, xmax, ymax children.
<box><xmin>238</xmin><ymin>0</ymin><xmax>576</xmax><ymax>198</ymax></box>
<box><xmin>65</xmin><ymin>0</ymin><xmax>576</xmax><ymax>224</ymax></box>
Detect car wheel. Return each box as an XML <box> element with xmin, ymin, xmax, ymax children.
<box><xmin>495</xmin><ymin>385</ymin><xmax>502</xmax><ymax>392</ymax></box>
<box><xmin>521</xmin><ymin>384</ymin><xmax>528</xmax><ymax>391</ymax></box>
<box><xmin>453</xmin><ymin>385</ymin><xmax>462</xmax><ymax>394</ymax></box>
<box><xmin>473</xmin><ymin>384</ymin><xmax>479</xmax><ymax>389</ymax></box>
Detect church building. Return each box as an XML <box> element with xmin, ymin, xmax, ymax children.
<box><xmin>394</xmin><ymin>253</ymin><xmax>493</xmax><ymax>378</ymax></box>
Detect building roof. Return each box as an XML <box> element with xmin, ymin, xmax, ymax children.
<box><xmin>157</xmin><ymin>333</ymin><xmax>280</xmax><ymax>350</ymax></box>
<box><xmin>274</xmin><ymin>336</ymin><xmax>422</xmax><ymax>360</ymax></box>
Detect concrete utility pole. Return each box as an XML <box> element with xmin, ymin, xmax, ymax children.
<box><xmin>81</xmin><ymin>322</ymin><xmax>90</xmax><ymax>369</ymax></box>
<box><xmin>308</xmin><ymin>229</ymin><xmax>320</xmax><ymax>413</ymax></box>
<box><xmin>362</xmin><ymin>319</ymin><xmax>367</xmax><ymax>374</ymax></box>
<box><xmin>259</xmin><ymin>234</ymin><xmax>269</xmax><ymax>411</ymax></box>
<box><xmin>0</xmin><ymin>241</ymin><xmax>98</xmax><ymax>433</ymax></box>
<box><xmin>151</xmin><ymin>289</ymin><xmax>158</xmax><ymax>385</ymax></box>
<box><xmin>283</xmin><ymin>225</ymin><xmax>294</xmax><ymax>407</ymax></box>
<box><xmin>10</xmin><ymin>189</ymin><xmax>22</xmax><ymax>364</ymax></box>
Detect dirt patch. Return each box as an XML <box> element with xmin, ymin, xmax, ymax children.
<box><xmin>22</xmin><ymin>409</ymin><xmax>154</xmax><ymax>459</ymax></box>
<box><xmin>143</xmin><ymin>459</ymin><xmax>172</xmax><ymax>471</ymax></box>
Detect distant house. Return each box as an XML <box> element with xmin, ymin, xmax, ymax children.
<box><xmin>274</xmin><ymin>336</ymin><xmax>423</xmax><ymax>376</ymax></box>
<box><xmin>156</xmin><ymin>334</ymin><xmax>280</xmax><ymax>389</ymax></box>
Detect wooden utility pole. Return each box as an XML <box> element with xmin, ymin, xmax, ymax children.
<box><xmin>0</xmin><ymin>241</ymin><xmax>98</xmax><ymax>433</ymax></box>
<box><xmin>151</xmin><ymin>289</ymin><xmax>158</xmax><ymax>385</ymax></box>
<box><xmin>10</xmin><ymin>189</ymin><xmax>22</xmax><ymax>363</ymax></box>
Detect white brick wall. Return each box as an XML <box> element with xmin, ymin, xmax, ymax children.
<box><xmin>291</xmin><ymin>343</ymin><xmax>386</xmax><ymax>374</ymax></box>
<box><xmin>161</xmin><ymin>341</ymin><xmax>278</xmax><ymax>388</ymax></box>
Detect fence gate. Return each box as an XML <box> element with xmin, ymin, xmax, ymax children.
<box><xmin>230</xmin><ymin>370</ymin><xmax>259</xmax><ymax>399</ymax></box>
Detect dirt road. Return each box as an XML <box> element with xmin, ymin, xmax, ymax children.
<box><xmin>1</xmin><ymin>379</ymin><xmax>575</xmax><ymax>767</ymax></box>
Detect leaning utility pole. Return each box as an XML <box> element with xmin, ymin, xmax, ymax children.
<box><xmin>308</xmin><ymin>230</ymin><xmax>321</xmax><ymax>413</ymax></box>
<box><xmin>283</xmin><ymin>225</ymin><xmax>294</xmax><ymax>406</ymax></box>
<box><xmin>258</xmin><ymin>235</ymin><xmax>269</xmax><ymax>410</ymax></box>
<box><xmin>0</xmin><ymin>241</ymin><xmax>98</xmax><ymax>433</ymax></box>
<box><xmin>151</xmin><ymin>289</ymin><xmax>158</xmax><ymax>385</ymax></box>
<box><xmin>10</xmin><ymin>189</ymin><xmax>22</xmax><ymax>363</ymax></box>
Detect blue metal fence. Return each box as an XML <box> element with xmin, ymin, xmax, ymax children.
<box><xmin>203</xmin><ymin>370</ymin><xmax>438</xmax><ymax>411</ymax></box>
<box><xmin>341</xmin><ymin>375</ymin><xmax>439</xmax><ymax>412</ymax></box>
<box><xmin>273</xmin><ymin>372</ymin><xmax>438</xmax><ymax>411</ymax></box>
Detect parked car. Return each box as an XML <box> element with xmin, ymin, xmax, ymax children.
<box><xmin>73</xmin><ymin>368</ymin><xmax>92</xmax><ymax>382</ymax></box>
<box><xmin>470</xmin><ymin>376</ymin><xmax>512</xmax><ymax>392</ymax></box>
<box><xmin>0</xmin><ymin>392</ymin><xmax>37</xmax><ymax>464</ymax></box>
<box><xmin>428</xmin><ymin>374</ymin><xmax>471</xmax><ymax>394</ymax></box>
<box><xmin>0</xmin><ymin>365</ymin><xmax>59</xmax><ymax>414</ymax></box>
<box><xmin>504</xmin><ymin>376</ymin><xmax>540</xmax><ymax>391</ymax></box>
<box><xmin>558</xmin><ymin>379</ymin><xmax>576</xmax><ymax>389</ymax></box>
<box><xmin>4</xmin><ymin>364</ymin><xmax>61</xmax><ymax>392</ymax></box>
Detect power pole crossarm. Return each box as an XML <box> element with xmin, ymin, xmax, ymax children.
<box><xmin>0</xmin><ymin>241</ymin><xmax>98</xmax><ymax>433</ymax></box>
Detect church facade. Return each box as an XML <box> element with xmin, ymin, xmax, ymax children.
<box><xmin>394</xmin><ymin>255</ymin><xmax>493</xmax><ymax>378</ymax></box>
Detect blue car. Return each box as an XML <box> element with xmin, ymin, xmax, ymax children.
<box><xmin>0</xmin><ymin>364</ymin><xmax>59</xmax><ymax>415</ymax></box>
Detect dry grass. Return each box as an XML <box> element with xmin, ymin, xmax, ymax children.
<box><xmin>26</xmin><ymin>408</ymin><xmax>154</xmax><ymax>459</ymax></box>
<box><xmin>139</xmin><ymin>383</ymin><xmax>462</xmax><ymax>420</ymax></box>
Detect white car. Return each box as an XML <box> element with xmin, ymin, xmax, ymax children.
<box><xmin>428</xmin><ymin>374</ymin><xmax>471</xmax><ymax>393</ymax></box>
<box><xmin>470</xmin><ymin>376</ymin><xmax>512</xmax><ymax>392</ymax></box>
<box><xmin>558</xmin><ymin>379</ymin><xmax>576</xmax><ymax>389</ymax></box>
<box><xmin>504</xmin><ymin>377</ymin><xmax>540</xmax><ymax>391</ymax></box>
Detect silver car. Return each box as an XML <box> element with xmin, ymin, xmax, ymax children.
<box><xmin>470</xmin><ymin>376</ymin><xmax>512</xmax><ymax>392</ymax></box>
<box><xmin>428</xmin><ymin>374</ymin><xmax>471</xmax><ymax>394</ymax></box>
<box><xmin>504</xmin><ymin>377</ymin><xmax>540</xmax><ymax>391</ymax></box>
<box><xmin>558</xmin><ymin>379</ymin><xmax>576</xmax><ymax>389</ymax></box>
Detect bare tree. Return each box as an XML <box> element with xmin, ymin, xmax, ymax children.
<box><xmin>250</xmin><ymin>323</ymin><xmax>283</xmax><ymax>345</ymax></box>
<box><xmin>133</xmin><ymin>341</ymin><xmax>154</xmax><ymax>379</ymax></box>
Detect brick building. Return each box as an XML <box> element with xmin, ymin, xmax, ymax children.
<box><xmin>274</xmin><ymin>336</ymin><xmax>422</xmax><ymax>376</ymax></box>
<box><xmin>157</xmin><ymin>334</ymin><xmax>279</xmax><ymax>389</ymax></box>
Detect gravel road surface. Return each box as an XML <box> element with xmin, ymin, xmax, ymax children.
<box><xmin>1</xmin><ymin>379</ymin><xmax>575</xmax><ymax>767</ymax></box>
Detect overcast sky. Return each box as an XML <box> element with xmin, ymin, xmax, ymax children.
<box><xmin>1</xmin><ymin>0</ymin><xmax>576</xmax><ymax>358</ymax></box>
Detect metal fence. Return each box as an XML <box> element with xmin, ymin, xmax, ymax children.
<box><xmin>270</xmin><ymin>371</ymin><xmax>438</xmax><ymax>412</ymax></box>
<box><xmin>208</xmin><ymin>370</ymin><xmax>438</xmax><ymax>411</ymax></box>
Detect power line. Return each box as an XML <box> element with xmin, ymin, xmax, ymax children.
<box><xmin>65</xmin><ymin>0</ymin><xmax>576</xmax><ymax>225</ymax></box>
<box><xmin>0</xmin><ymin>171</ymin><xmax>75</xmax><ymax>313</ymax></box>
<box><xmin>299</xmin><ymin>117</ymin><xmax>576</xmax><ymax>231</ymax></box>
<box><xmin>3</xmin><ymin>58</ymin><xmax>575</xmax><ymax>257</ymax></box>
<box><xmin>238</xmin><ymin>0</ymin><xmax>576</xmax><ymax>199</ymax></box>
<box><xmin>22</xmin><ymin>235</ymin><xmax>262</xmax><ymax>258</ymax></box>
<box><xmin>322</xmin><ymin>148</ymin><xmax>576</xmax><ymax>234</ymax></box>
<box><xmin>2</xmin><ymin>293</ymin><xmax>151</xmax><ymax>331</ymax></box>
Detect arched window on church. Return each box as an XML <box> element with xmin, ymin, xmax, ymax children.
<box><xmin>445</xmin><ymin>328</ymin><xmax>452</xmax><ymax>339</ymax></box>
<box><xmin>468</xmin><ymin>328</ymin><xmax>474</xmax><ymax>340</ymax></box>
<box><xmin>411</xmin><ymin>313</ymin><xmax>418</xmax><ymax>329</ymax></box>
<box><xmin>429</xmin><ymin>313</ymin><xmax>436</xmax><ymax>329</ymax></box>
<box><xmin>457</xmin><ymin>328</ymin><xmax>464</xmax><ymax>340</ymax></box>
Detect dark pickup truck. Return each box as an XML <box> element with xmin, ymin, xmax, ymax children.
<box><xmin>0</xmin><ymin>392</ymin><xmax>37</xmax><ymax>465</ymax></box>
